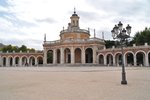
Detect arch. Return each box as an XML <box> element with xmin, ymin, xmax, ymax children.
<box><xmin>14</xmin><ymin>56</ymin><xmax>20</xmax><ymax>66</ymax></box>
<box><xmin>21</xmin><ymin>56</ymin><xmax>28</xmax><ymax>66</ymax></box>
<box><xmin>47</xmin><ymin>50</ymin><xmax>53</xmax><ymax>64</ymax></box>
<box><xmin>98</xmin><ymin>54</ymin><xmax>104</xmax><ymax>65</ymax></box>
<box><xmin>56</xmin><ymin>49</ymin><xmax>61</xmax><ymax>64</ymax></box>
<box><xmin>115</xmin><ymin>53</ymin><xmax>122</xmax><ymax>66</ymax></box>
<box><xmin>8</xmin><ymin>56</ymin><xmax>13</xmax><ymax>66</ymax></box>
<box><xmin>64</xmin><ymin>48</ymin><xmax>71</xmax><ymax>63</ymax></box>
<box><xmin>37</xmin><ymin>56</ymin><xmax>43</xmax><ymax>65</ymax></box>
<box><xmin>2</xmin><ymin>57</ymin><xmax>6</xmax><ymax>66</ymax></box>
<box><xmin>29</xmin><ymin>56</ymin><xmax>36</xmax><ymax>66</ymax></box>
<box><xmin>85</xmin><ymin>48</ymin><xmax>93</xmax><ymax>63</ymax></box>
<box><xmin>125</xmin><ymin>51</ymin><xmax>134</xmax><ymax>66</ymax></box>
<box><xmin>135</xmin><ymin>50</ymin><xmax>146</xmax><ymax>66</ymax></box>
<box><xmin>75</xmin><ymin>48</ymin><xmax>81</xmax><ymax>63</ymax></box>
<box><xmin>106</xmin><ymin>53</ymin><xmax>113</xmax><ymax>66</ymax></box>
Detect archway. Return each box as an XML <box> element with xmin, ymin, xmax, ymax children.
<box><xmin>99</xmin><ymin>54</ymin><xmax>104</xmax><ymax>65</ymax></box>
<box><xmin>136</xmin><ymin>52</ymin><xmax>145</xmax><ymax>66</ymax></box>
<box><xmin>85</xmin><ymin>48</ymin><xmax>93</xmax><ymax>63</ymax></box>
<box><xmin>56</xmin><ymin>49</ymin><xmax>60</xmax><ymax>64</ymax></box>
<box><xmin>2</xmin><ymin>57</ymin><xmax>6</xmax><ymax>66</ymax></box>
<box><xmin>22</xmin><ymin>56</ymin><xmax>28</xmax><ymax>66</ymax></box>
<box><xmin>29</xmin><ymin>56</ymin><xmax>35</xmax><ymax>66</ymax></box>
<box><xmin>37</xmin><ymin>56</ymin><xmax>43</xmax><ymax>65</ymax></box>
<box><xmin>106</xmin><ymin>54</ymin><xmax>113</xmax><ymax>66</ymax></box>
<box><xmin>8</xmin><ymin>57</ymin><xmax>13</xmax><ymax>66</ymax></box>
<box><xmin>64</xmin><ymin>48</ymin><xmax>71</xmax><ymax>63</ymax></box>
<box><xmin>115</xmin><ymin>53</ymin><xmax>122</xmax><ymax>66</ymax></box>
<box><xmin>47</xmin><ymin>50</ymin><xmax>53</xmax><ymax>64</ymax></box>
<box><xmin>125</xmin><ymin>52</ymin><xmax>134</xmax><ymax>66</ymax></box>
<box><xmin>75</xmin><ymin>48</ymin><xmax>81</xmax><ymax>63</ymax></box>
<box><xmin>15</xmin><ymin>57</ymin><xmax>20</xmax><ymax>66</ymax></box>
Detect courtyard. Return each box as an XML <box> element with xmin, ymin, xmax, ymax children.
<box><xmin>0</xmin><ymin>66</ymin><xmax>150</xmax><ymax>100</ymax></box>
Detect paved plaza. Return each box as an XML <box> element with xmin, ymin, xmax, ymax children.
<box><xmin>0</xmin><ymin>66</ymin><xmax>150</xmax><ymax>100</ymax></box>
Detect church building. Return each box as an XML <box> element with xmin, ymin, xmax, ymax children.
<box><xmin>43</xmin><ymin>10</ymin><xmax>105</xmax><ymax>65</ymax></box>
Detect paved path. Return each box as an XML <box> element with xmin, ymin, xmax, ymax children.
<box><xmin>0</xmin><ymin>66</ymin><xmax>150</xmax><ymax>100</ymax></box>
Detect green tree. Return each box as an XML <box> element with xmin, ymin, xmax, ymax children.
<box><xmin>133</xmin><ymin>27</ymin><xmax>150</xmax><ymax>45</ymax></box>
<box><xmin>1</xmin><ymin>45</ymin><xmax>13</xmax><ymax>52</ymax></box>
<box><xmin>19</xmin><ymin>45</ymin><xmax>27</xmax><ymax>52</ymax></box>
<box><xmin>105</xmin><ymin>40</ymin><xmax>120</xmax><ymax>48</ymax></box>
<box><xmin>12</xmin><ymin>46</ymin><xmax>19</xmax><ymax>52</ymax></box>
<box><xmin>27</xmin><ymin>48</ymin><xmax>35</xmax><ymax>52</ymax></box>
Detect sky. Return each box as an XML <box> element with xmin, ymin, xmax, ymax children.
<box><xmin>0</xmin><ymin>0</ymin><xmax>150</xmax><ymax>50</ymax></box>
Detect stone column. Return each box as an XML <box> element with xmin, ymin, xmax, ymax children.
<box><xmin>43</xmin><ymin>49</ymin><xmax>47</xmax><ymax>65</ymax></box>
<box><xmin>19</xmin><ymin>57</ymin><xmax>22</xmax><ymax>66</ymax></box>
<box><xmin>103</xmin><ymin>54</ymin><xmax>106</xmax><ymax>65</ymax></box>
<box><xmin>6</xmin><ymin>57</ymin><xmax>9</xmax><ymax>67</ymax></box>
<box><xmin>93</xmin><ymin>46</ymin><xmax>97</xmax><ymax>64</ymax></box>
<box><xmin>134</xmin><ymin>54</ymin><xmax>137</xmax><ymax>66</ymax></box>
<box><xmin>60</xmin><ymin>48</ymin><xmax>64</xmax><ymax>64</ymax></box>
<box><xmin>35</xmin><ymin>57</ymin><xmax>38</xmax><ymax>66</ymax></box>
<box><xmin>145</xmin><ymin>54</ymin><xmax>149</xmax><ymax>67</ymax></box>
<box><xmin>27</xmin><ymin>58</ymin><xmax>29</xmax><ymax>66</ymax></box>
<box><xmin>113</xmin><ymin>55</ymin><xmax>116</xmax><ymax>66</ymax></box>
<box><xmin>71</xmin><ymin>47</ymin><xmax>75</xmax><ymax>64</ymax></box>
<box><xmin>82</xmin><ymin>47</ymin><xmax>85</xmax><ymax>64</ymax></box>
<box><xmin>53</xmin><ymin>49</ymin><xmax>56</xmax><ymax>64</ymax></box>
<box><xmin>12</xmin><ymin>57</ymin><xmax>15</xmax><ymax>67</ymax></box>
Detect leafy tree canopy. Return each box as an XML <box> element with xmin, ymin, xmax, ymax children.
<box><xmin>132</xmin><ymin>27</ymin><xmax>150</xmax><ymax>45</ymax></box>
<box><xmin>0</xmin><ymin>44</ymin><xmax>35</xmax><ymax>53</ymax></box>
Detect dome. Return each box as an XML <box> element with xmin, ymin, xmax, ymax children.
<box><xmin>72</xmin><ymin>13</ymin><xmax>78</xmax><ymax>16</ymax></box>
<box><xmin>72</xmin><ymin>10</ymin><xmax>78</xmax><ymax>17</ymax></box>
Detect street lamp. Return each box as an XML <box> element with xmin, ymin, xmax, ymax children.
<box><xmin>111</xmin><ymin>21</ymin><xmax>131</xmax><ymax>85</ymax></box>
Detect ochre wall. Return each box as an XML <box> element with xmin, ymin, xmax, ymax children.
<box><xmin>61</xmin><ymin>33</ymin><xmax>89</xmax><ymax>40</ymax></box>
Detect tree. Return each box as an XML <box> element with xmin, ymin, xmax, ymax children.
<box><xmin>1</xmin><ymin>45</ymin><xmax>13</xmax><ymax>52</ymax></box>
<box><xmin>19</xmin><ymin>45</ymin><xmax>27</xmax><ymax>52</ymax></box>
<box><xmin>105</xmin><ymin>40</ymin><xmax>120</xmax><ymax>48</ymax></box>
<box><xmin>133</xmin><ymin>27</ymin><xmax>150</xmax><ymax>45</ymax></box>
<box><xmin>0</xmin><ymin>44</ymin><xmax>36</xmax><ymax>52</ymax></box>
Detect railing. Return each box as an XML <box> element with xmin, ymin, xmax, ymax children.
<box><xmin>100</xmin><ymin>43</ymin><xmax>150</xmax><ymax>52</ymax></box>
<box><xmin>0</xmin><ymin>50</ymin><xmax>43</xmax><ymax>54</ymax></box>
<box><xmin>60</xmin><ymin>29</ymin><xmax>90</xmax><ymax>34</ymax></box>
<box><xmin>44</xmin><ymin>38</ymin><xmax>104</xmax><ymax>45</ymax></box>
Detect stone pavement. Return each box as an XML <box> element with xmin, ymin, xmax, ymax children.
<box><xmin>0</xmin><ymin>66</ymin><xmax>150</xmax><ymax>100</ymax></box>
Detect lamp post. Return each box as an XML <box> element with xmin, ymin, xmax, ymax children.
<box><xmin>111</xmin><ymin>21</ymin><xmax>131</xmax><ymax>85</ymax></box>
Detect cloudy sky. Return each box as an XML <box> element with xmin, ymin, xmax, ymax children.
<box><xmin>0</xmin><ymin>0</ymin><xmax>150</xmax><ymax>50</ymax></box>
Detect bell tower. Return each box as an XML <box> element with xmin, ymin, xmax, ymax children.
<box><xmin>70</xmin><ymin>8</ymin><xmax>80</xmax><ymax>29</ymax></box>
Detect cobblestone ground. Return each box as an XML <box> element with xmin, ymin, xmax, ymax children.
<box><xmin>0</xmin><ymin>66</ymin><xmax>150</xmax><ymax>100</ymax></box>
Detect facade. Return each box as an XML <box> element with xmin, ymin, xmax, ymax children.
<box><xmin>43</xmin><ymin>10</ymin><xmax>105</xmax><ymax>65</ymax></box>
<box><xmin>0</xmin><ymin>11</ymin><xmax>150</xmax><ymax>67</ymax></box>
